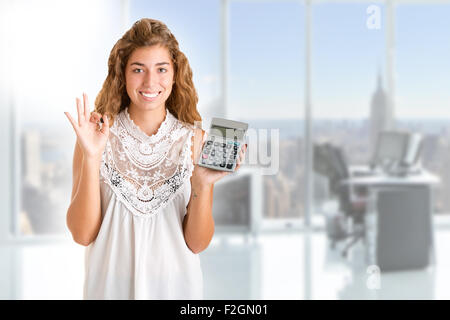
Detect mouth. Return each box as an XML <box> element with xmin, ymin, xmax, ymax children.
<box><xmin>139</xmin><ymin>91</ymin><xmax>162</xmax><ymax>100</ymax></box>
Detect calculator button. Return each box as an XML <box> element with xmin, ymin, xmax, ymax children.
<box><xmin>214</xmin><ymin>142</ymin><xmax>219</xmax><ymax>146</ymax></box>
<box><xmin>202</xmin><ymin>154</ymin><xmax>208</xmax><ymax>159</ymax></box>
<box><xmin>220</xmin><ymin>162</ymin><xmax>226</xmax><ymax>168</ymax></box>
<box><xmin>226</xmin><ymin>164</ymin><xmax>233</xmax><ymax>169</ymax></box>
<box><xmin>206</xmin><ymin>140</ymin><xmax>213</xmax><ymax>145</ymax></box>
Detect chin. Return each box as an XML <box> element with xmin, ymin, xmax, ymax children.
<box><xmin>134</xmin><ymin>105</ymin><xmax>166</xmax><ymax>114</ymax></box>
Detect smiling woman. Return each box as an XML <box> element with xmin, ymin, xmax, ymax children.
<box><xmin>63</xmin><ymin>18</ymin><xmax>247</xmax><ymax>300</ymax></box>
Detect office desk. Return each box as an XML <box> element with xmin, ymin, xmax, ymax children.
<box><xmin>343</xmin><ymin>168</ymin><xmax>440</xmax><ymax>271</ymax></box>
<box><xmin>346</xmin><ymin>167</ymin><xmax>440</xmax><ymax>186</ymax></box>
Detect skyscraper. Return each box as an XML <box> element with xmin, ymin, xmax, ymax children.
<box><xmin>369</xmin><ymin>71</ymin><xmax>391</xmax><ymax>156</ymax></box>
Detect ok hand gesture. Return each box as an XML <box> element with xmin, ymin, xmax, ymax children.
<box><xmin>64</xmin><ymin>93</ymin><xmax>110</xmax><ymax>161</ymax></box>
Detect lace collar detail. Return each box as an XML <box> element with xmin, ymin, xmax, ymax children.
<box><xmin>111</xmin><ymin>108</ymin><xmax>186</xmax><ymax>170</ymax></box>
<box><xmin>121</xmin><ymin>107</ymin><xmax>175</xmax><ymax>144</ymax></box>
<box><xmin>100</xmin><ymin>108</ymin><xmax>195</xmax><ymax>217</ymax></box>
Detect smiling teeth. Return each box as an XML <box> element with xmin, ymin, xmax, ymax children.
<box><xmin>142</xmin><ymin>92</ymin><xmax>159</xmax><ymax>98</ymax></box>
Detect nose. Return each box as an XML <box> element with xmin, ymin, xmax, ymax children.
<box><xmin>143</xmin><ymin>70</ymin><xmax>158</xmax><ymax>87</ymax></box>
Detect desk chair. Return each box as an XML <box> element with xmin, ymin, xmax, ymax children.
<box><xmin>314</xmin><ymin>143</ymin><xmax>368</xmax><ymax>257</ymax></box>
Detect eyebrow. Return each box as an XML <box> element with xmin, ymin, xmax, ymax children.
<box><xmin>130</xmin><ymin>62</ymin><xmax>170</xmax><ymax>67</ymax></box>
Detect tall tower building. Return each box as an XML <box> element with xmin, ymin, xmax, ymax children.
<box><xmin>369</xmin><ymin>71</ymin><xmax>391</xmax><ymax>155</ymax></box>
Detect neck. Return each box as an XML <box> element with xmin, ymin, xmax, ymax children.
<box><xmin>128</xmin><ymin>105</ymin><xmax>167</xmax><ymax>136</ymax></box>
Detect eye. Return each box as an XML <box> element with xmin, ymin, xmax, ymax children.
<box><xmin>158</xmin><ymin>68</ymin><xmax>167</xmax><ymax>73</ymax></box>
<box><xmin>133</xmin><ymin>68</ymin><xmax>144</xmax><ymax>73</ymax></box>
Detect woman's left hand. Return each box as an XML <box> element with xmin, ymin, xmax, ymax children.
<box><xmin>191</xmin><ymin>143</ymin><xmax>247</xmax><ymax>189</ymax></box>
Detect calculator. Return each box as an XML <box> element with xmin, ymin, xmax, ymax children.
<box><xmin>198</xmin><ymin>117</ymin><xmax>248</xmax><ymax>172</ymax></box>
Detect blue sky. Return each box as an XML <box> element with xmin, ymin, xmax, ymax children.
<box><xmin>130</xmin><ymin>1</ymin><xmax>450</xmax><ymax>120</ymax></box>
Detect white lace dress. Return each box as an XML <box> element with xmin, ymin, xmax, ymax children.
<box><xmin>83</xmin><ymin>108</ymin><xmax>203</xmax><ymax>300</ymax></box>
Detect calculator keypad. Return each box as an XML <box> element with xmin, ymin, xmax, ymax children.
<box><xmin>200</xmin><ymin>138</ymin><xmax>241</xmax><ymax>171</ymax></box>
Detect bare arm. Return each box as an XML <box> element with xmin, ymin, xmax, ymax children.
<box><xmin>183</xmin><ymin>129</ymin><xmax>214</xmax><ymax>254</ymax></box>
<box><xmin>66</xmin><ymin>141</ymin><xmax>103</xmax><ymax>246</ymax></box>
<box><xmin>183</xmin><ymin>129</ymin><xmax>246</xmax><ymax>254</ymax></box>
<box><xmin>64</xmin><ymin>93</ymin><xmax>110</xmax><ymax>246</ymax></box>
<box><xmin>183</xmin><ymin>184</ymin><xmax>215</xmax><ymax>254</ymax></box>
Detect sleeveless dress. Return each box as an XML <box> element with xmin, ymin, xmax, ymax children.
<box><xmin>83</xmin><ymin>108</ymin><xmax>203</xmax><ymax>300</ymax></box>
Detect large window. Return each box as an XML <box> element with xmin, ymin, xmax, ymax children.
<box><xmin>9</xmin><ymin>0</ymin><xmax>124</xmax><ymax>237</ymax></box>
<box><xmin>396</xmin><ymin>4</ymin><xmax>450</xmax><ymax>215</ymax></box>
<box><xmin>311</xmin><ymin>3</ymin><xmax>385</xmax><ymax>226</ymax></box>
<box><xmin>229</xmin><ymin>0</ymin><xmax>305</xmax><ymax>224</ymax></box>
<box><xmin>7</xmin><ymin>0</ymin><xmax>450</xmax><ymax>238</ymax></box>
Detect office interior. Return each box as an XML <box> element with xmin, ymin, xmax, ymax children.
<box><xmin>1</xmin><ymin>0</ymin><xmax>450</xmax><ymax>299</ymax></box>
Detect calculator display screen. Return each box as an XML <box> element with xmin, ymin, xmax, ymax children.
<box><xmin>211</xmin><ymin>125</ymin><xmax>244</xmax><ymax>140</ymax></box>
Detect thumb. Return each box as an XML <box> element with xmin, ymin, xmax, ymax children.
<box><xmin>101</xmin><ymin>114</ymin><xmax>110</xmax><ymax>135</ymax></box>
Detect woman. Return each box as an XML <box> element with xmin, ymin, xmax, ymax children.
<box><xmin>64</xmin><ymin>18</ymin><xmax>246</xmax><ymax>299</ymax></box>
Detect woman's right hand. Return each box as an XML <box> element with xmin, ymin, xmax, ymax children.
<box><xmin>64</xmin><ymin>93</ymin><xmax>110</xmax><ymax>161</ymax></box>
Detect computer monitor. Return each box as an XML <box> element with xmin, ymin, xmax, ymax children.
<box><xmin>402</xmin><ymin>133</ymin><xmax>423</xmax><ymax>167</ymax></box>
<box><xmin>371</xmin><ymin>131</ymin><xmax>409</xmax><ymax>168</ymax></box>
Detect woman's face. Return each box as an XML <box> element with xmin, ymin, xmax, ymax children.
<box><xmin>125</xmin><ymin>45</ymin><xmax>174</xmax><ymax>112</ymax></box>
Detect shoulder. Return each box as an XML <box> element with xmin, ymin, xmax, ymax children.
<box><xmin>172</xmin><ymin>117</ymin><xmax>205</xmax><ymax>160</ymax></box>
<box><xmin>174</xmin><ymin>117</ymin><xmax>204</xmax><ymax>143</ymax></box>
<box><xmin>192</xmin><ymin>127</ymin><xmax>205</xmax><ymax>143</ymax></box>
<box><xmin>191</xmin><ymin>127</ymin><xmax>205</xmax><ymax>163</ymax></box>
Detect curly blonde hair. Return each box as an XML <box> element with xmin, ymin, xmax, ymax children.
<box><xmin>95</xmin><ymin>18</ymin><xmax>201</xmax><ymax>125</ymax></box>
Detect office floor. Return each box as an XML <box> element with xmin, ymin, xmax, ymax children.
<box><xmin>1</xmin><ymin>228</ymin><xmax>450</xmax><ymax>300</ymax></box>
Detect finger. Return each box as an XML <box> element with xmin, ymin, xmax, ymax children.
<box><xmin>238</xmin><ymin>146</ymin><xmax>246</xmax><ymax>163</ymax></box>
<box><xmin>236</xmin><ymin>154</ymin><xmax>242</xmax><ymax>168</ymax></box>
<box><xmin>83</xmin><ymin>93</ymin><xmax>90</xmax><ymax>119</ymax></box>
<box><xmin>76</xmin><ymin>97</ymin><xmax>83</xmax><ymax>126</ymax></box>
<box><xmin>235</xmin><ymin>161</ymin><xmax>241</xmax><ymax>171</ymax></box>
<box><xmin>90</xmin><ymin>112</ymin><xmax>101</xmax><ymax>123</ymax></box>
<box><xmin>100</xmin><ymin>113</ymin><xmax>110</xmax><ymax>135</ymax></box>
<box><xmin>64</xmin><ymin>112</ymin><xmax>79</xmax><ymax>133</ymax></box>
